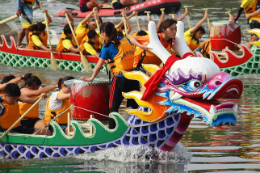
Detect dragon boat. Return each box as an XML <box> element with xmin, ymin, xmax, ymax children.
<box><xmin>55</xmin><ymin>0</ymin><xmax>181</xmax><ymax>18</ymax></box>
<box><xmin>0</xmin><ymin>21</ymin><xmax>243</xmax><ymax>159</ymax></box>
<box><xmin>0</xmin><ymin>35</ymin><xmax>107</xmax><ymax>72</ymax></box>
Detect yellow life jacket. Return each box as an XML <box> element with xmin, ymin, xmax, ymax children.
<box><xmin>109</xmin><ymin>37</ymin><xmax>135</xmax><ymax>75</ymax></box>
<box><xmin>0</xmin><ymin>98</ymin><xmax>20</xmax><ymax>129</ymax></box>
<box><xmin>44</xmin><ymin>92</ymin><xmax>70</xmax><ymax>125</ymax></box>
<box><xmin>75</xmin><ymin>27</ymin><xmax>89</xmax><ymax>44</ymax></box>
<box><xmin>80</xmin><ymin>36</ymin><xmax>101</xmax><ymax>54</ymax></box>
<box><xmin>133</xmin><ymin>33</ymin><xmax>170</xmax><ymax>68</ymax></box>
<box><xmin>242</xmin><ymin>0</ymin><xmax>260</xmax><ymax>22</ymax></box>
<box><xmin>28</xmin><ymin>31</ymin><xmax>48</xmax><ymax>50</ymax></box>
<box><xmin>19</xmin><ymin>96</ymin><xmax>39</xmax><ymax>119</ymax></box>
<box><xmin>56</xmin><ymin>32</ymin><xmax>77</xmax><ymax>53</ymax></box>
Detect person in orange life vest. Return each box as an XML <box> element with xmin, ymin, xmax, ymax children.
<box><xmin>184</xmin><ymin>11</ymin><xmax>208</xmax><ymax>51</ymax></box>
<box><xmin>130</xmin><ymin>19</ymin><xmax>177</xmax><ymax>69</ymax></box>
<box><xmin>80</xmin><ymin>30</ymin><xmax>101</xmax><ymax>57</ymax></box>
<box><xmin>16</xmin><ymin>0</ymin><xmax>40</xmax><ymax>48</ymax></box>
<box><xmin>44</xmin><ymin>76</ymin><xmax>74</xmax><ymax>135</ymax></box>
<box><xmin>0</xmin><ymin>83</ymin><xmax>51</xmax><ymax>135</ymax></box>
<box><xmin>194</xmin><ymin>39</ymin><xmax>211</xmax><ymax>58</ymax></box>
<box><xmin>229</xmin><ymin>0</ymin><xmax>260</xmax><ymax>48</ymax></box>
<box><xmin>112</xmin><ymin>0</ymin><xmax>138</xmax><ymax>9</ymax></box>
<box><xmin>19</xmin><ymin>73</ymin><xmax>57</xmax><ymax>129</ymax></box>
<box><xmin>0</xmin><ymin>74</ymin><xmax>29</xmax><ymax>95</ymax></box>
<box><xmin>80</xmin><ymin>22</ymin><xmax>139</xmax><ymax>129</ymax></box>
<box><xmin>75</xmin><ymin>7</ymin><xmax>99</xmax><ymax>44</ymax></box>
<box><xmin>27</xmin><ymin>10</ymin><xmax>52</xmax><ymax>51</ymax></box>
<box><xmin>79</xmin><ymin>0</ymin><xmax>103</xmax><ymax>12</ymax></box>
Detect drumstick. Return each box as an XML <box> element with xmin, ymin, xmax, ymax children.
<box><xmin>203</xmin><ymin>8</ymin><xmax>210</xmax><ymax>30</ymax></box>
<box><xmin>225</xmin><ymin>11</ymin><xmax>250</xmax><ymax>42</ymax></box>
<box><xmin>184</xmin><ymin>6</ymin><xmax>191</xmax><ymax>29</ymax></box>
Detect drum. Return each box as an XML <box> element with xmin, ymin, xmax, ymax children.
<box><xmin>210</xmin><ymin>20</ymin><xmax>241</xmax><ymax>50</ymax></box>
<box><xmin>70</xmin><ymin>79</ymin><xmax>110</xmax><ymax>120</ymax></box>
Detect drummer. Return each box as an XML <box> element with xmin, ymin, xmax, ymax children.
<box><xmin>80</xmin><ymin>21</ymin><xmax>139</xmax><ymax>129</ymax></box>
<box><xmin>184</xmin><ymin>11</ymin><xmax>208</xmax><ymax>51</ymax></box>
<box><xmin>229</xmin><ymin>0</ymin><xmax>260</xmax><ymax>48</ymax></box>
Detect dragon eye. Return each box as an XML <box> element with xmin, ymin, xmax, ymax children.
<box><xmin>181</xmin><ymin>80</ymin><xmax>203</xmax><ymax>92</ymax></box>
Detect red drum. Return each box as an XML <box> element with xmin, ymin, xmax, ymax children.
<box><xmin>210</xmin><ymin>20</ymin><xmax>241</xmax><ymax>50</ymax></box>
<box><xmin>70</xmin><ymin>79</ymin><xmax>110</xmax><ymax>120</ymax></box>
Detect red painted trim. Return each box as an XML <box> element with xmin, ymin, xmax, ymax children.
<box><xmin>109</xmin><ymin>76</ymin><xmax>117</xmax><ymax>108</ymax></box>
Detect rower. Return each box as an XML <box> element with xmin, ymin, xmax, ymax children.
<box><xmin>80</xmin><ymin>30</ymin><xmax>101</xmax><ymax>58</ymax></box>
<box><xmin>79</xmin><ymin>0</ymin><xmax>103</xmax><ymax>12</ymax></box>
<box><xmin>184</xmin><ymin>11</ymin><xmax>208</xmax><ymax>51</ymax></box>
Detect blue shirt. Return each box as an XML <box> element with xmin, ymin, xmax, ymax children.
<box><xmin>18</xmin><ymin>0</ymin><xmax>39</xmax><ymax>9</ymax></box>
<box><xmin>99</xmin><ymin>37</ymin><xmax>132</xmax><ymax>77</ymax></box>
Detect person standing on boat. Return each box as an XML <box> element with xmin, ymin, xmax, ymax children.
<box><xmin>0</xmin><ymin>83</ymin><xmax>51</xmax><ymax>135</ymax></box>
<box><xmin>44</xmin><ymin>76</ymin><xmax>74</xmax><ymax>135</ymax></box>
<box><xmin>80</xmin><ymin>21</ymin><xmax>139</xmax><ymax>129</ymax></box>
<box><xmin>56</xmin><ymin>11</ymin><xmax>81</xmax><ymax>53</ymax></box>
<box><xmin>16</xmin><ymin>0</ymin><xmax>40</xmax><ymax>47</ymax></box>
<box><xmin>79</xmin><ymin>0</ymin><xmax>103</xmax><ymax>12</ymax></box>
<box><xmin>130</xmin><ymin>19</ymin><xmax>177</xmax><ymax>71</ymax></box>
<box><xmin>184</xmin><ymin>11</ymin><xmax>208</xmax><ymax>51</ymax></box>
<box><xmin>27</xmin><ymin>10</ymin><xmax>52</xmax><ymax>51</ymax></box>
<box><xmin>111</xmin><ymin>0</ymin><xmax>138</xmax><ymax>9</ymax></box>
<box><xmin>80</xmin><ymin>30</ymin><xmax>101</xmax><ymax>58</ymax></box>
<box><xmin>229</xmin><ymin>0</ymin><xmax>260</xmax><ymax>48</ymax></box>
<box><xmin>19</xmin><ymin>74</ymin><xmax>57</xmax><ymax>130</ymax></box>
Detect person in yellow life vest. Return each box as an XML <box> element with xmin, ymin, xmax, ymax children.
<box><xmin>16</xmin><ymin>0</ymin><xmax>40</xmax><ymax>47</ymax></box>
<box><xmin>131</xmin><ymin>19</ymin><xmax>177</xmax><ymax>70</ymax></box>
<box><xmin>0</xmin><ymin>83</ymin><xmax>51</xmax><ymax>135</ymax></box>
<box><xmin>80</xmin><ymin>30</ymin><xmax>101</xmax><ymax>57</ymax></box>
<box><xmin>27</xmin><ymin>10</ymin><xmax>52</xmax><ymax>51</ymax></box>
<box><xmin>75</xmin><ymin>7</ymin><xmax>100</xmax><ymax>44</ymax></box>
<box><xmin>112</xmin><ymin>0</ymin><xmax>138</xmax><ymax>9</ymax></box>
<box><xmin>229</xmin><ymin>0</ymin><xmax>260</xmax><ymax>48</ymax></box>
<box><xmin>44</xmin><ymin>76</ymin><xmax>74</xmax><ymax>135</ymax></box>
<box><xmin>19</xmin><ymin>73</ymin><xmax>57</xmax><ymax>129</ymax></box>
<box><xmin>184</xmin><ymin>11</ymin><xmax>208</xmax><ymax>51</ymax></box>
<box><xmin>80</xmin><ymin>22</ymin><xmax>139</xmax><ymax>129</ymax></box>
<box><xmin>0</xmin><ymin>74</ymin><xmax>29</xmax><ymax>95</ymax></box>
<box><xmin>194</xmin><ymin>39</ymin><xmax>211</xmax><ymax>58</ymax></box>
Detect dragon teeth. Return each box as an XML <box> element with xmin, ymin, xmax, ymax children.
<box><xmin>227</xmin><ymin>88</ymin><xmax>239</xmax><ymax>94</ymax></box>
<box><xmin>209</xmin><ymin>104</ymin><xmax>238</xmax><ymax>115</ymax></box>
<box><xmin>170</xmin><ymin>92</ymin><xmax>182</xmax><ymax>100</ymax></box>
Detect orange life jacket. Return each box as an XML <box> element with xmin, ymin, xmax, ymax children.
<box><xmin>19</xmin><ymin>96</ymin><xmax>39</xmax><ymax>119</ymax></box>
<box><xmin>186</xmin><ymin>35</ymin><xmax>200</xmax><ymax>51</ymax></box>
<box><xmin>0</xmin><ymin>90</ymin><xmax>4</xmax><ymax>95</ymax></box>
<box><xmin>243</xmin><ymin>0</ymin><xmax>260</xmax><ymax>22</ymax></box>
<box><xmin>0</xmin><ymin>98</ymin><xmax>20</xmax><ymax>129</ymax></box>
<box><xmin>28</xmin><ymin>31</ymin><xmax>48</xmax><ymax>50</ymax></box>
<box><xmin>133</xmin><ymin>33</ymin><xmax>171</xmax><ymax>68</ymax></box>
<box><xmin>109</xmin><ymin>37</ymin><xmax>135</xmax><ymax>75</ymax></box>
<box><xmin>44</xmin><ymin>92</ymin><xmax>70</xmax><ymax>125</ymax></box>
<box><xmin>200</xmin><ymin>39</ymin><xmax>211</xmax><ymax>57</ymax></box>
<box><xmin>56</xmin><ymin>32</ymin><xmax>77</xmax><ymax>53</ymax></box>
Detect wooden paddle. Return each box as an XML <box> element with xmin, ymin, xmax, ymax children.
<box><xmin>0</xmin><ymin>6</ymin><xmax>40</xmax><ymax>24</ymax></box>
<box><xmin>64</xmin><ymin>12</ymin><xmax>91</xmax><ymax>72</ymax></box>
<box><xmin>203</xmin><ymin>9</ymin><xmax>210</xmax><ymax>30</ymax></box>
<box><xmin>134</xmin><ymin>11</ymin><xmax>140</xmax><ymax>31</ymax></box>
<box><xmin>0</xmin><ymin>95</ymin><xmax>44</xmax><ymax>141</ymax></box>
<box><xmin>225</xmin><ymin>11</ymin><xmax>250</xmax><ymax>42</ymax></box>
<box><xmin>92</xmin><ymin>9</ymin><xmax>103</xmax><ymax>44</ymax></box>
<box><xmin>121</xmin><ymin>10</ymin><xmax>128</xmax><ymax>37</ymax></box>
<box><xmin>184</xmin><ymin>6</ymin><xmax>191</xmax><ymax>29</ymax></box>
<box><xmin>39</xmin><ymin>2</ymin><xmax>58</xmax><ymax>71</ymax></box>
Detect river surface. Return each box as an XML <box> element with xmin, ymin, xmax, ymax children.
<box><xmin>1</xmin><ymin>0</ymin><xmax>260</xmax><ymax>172</ymax></box>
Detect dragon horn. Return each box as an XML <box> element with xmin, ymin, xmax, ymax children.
<box><xmin>147</xmin><ymin>21</ymin><xmax>171</xmax><ymax>64</ymax></box>
<box><xmin>174</xmin><ymin>21</ymin><xmax>192</xmax><ymax>57</ymax></box>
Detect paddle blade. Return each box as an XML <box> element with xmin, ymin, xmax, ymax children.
<box><xmin>50</xmin><ymin>52</ymin><xmax>58</xmax><ymax>71</ymax></box>
<box><xmin>81</xmin><ymin>54</ymin><xmax>92</xmax><ymax>72</ymax></box>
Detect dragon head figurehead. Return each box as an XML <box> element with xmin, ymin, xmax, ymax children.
<box><xmin>122</xmin><ymin>21</ymin><xmax>243</xmax><ymax>127</ymax></box>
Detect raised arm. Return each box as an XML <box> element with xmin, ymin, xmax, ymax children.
<box><xmin>43</xmin><ymin>10</ymin><xmax>52</xmax><ymax>24</ymax></box>
<box><xmin>177</xmin><ymin>9</ymin><xmax>189</xmax><ymax>21</ymax></box>
<box><xmin>156</xmin><ymin>11</ymin><xmax>165</xmax><ymax>31</ymax></box>
<box><xmin>63</xmin><ymin>11</ymin><xmax>74</xmax><ymax>26</ymax></box>
<box><xmin>190</xmin><ymin>11</ymin><xmax>208</xmax><ymax>33</ymax></box>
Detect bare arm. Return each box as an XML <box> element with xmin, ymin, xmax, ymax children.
<box><xmin>190</xmin><ymin>11</ymin><xmax>208</xmax><ymax>33</ymax></box>
<box><xmin>177</xmin><ymin>9</ymin><xmax>189</xmax><ymax>21</ymax></box>
<box><xmin>81</xmin><ymin>8</ymin><xmax>96</xmax><ymax>25</ymax></box>
<box><xmin>57</xmin><ymin>92</ymin><xmax>70</xmax><ymax>101</ymax></box>
<box><xmin>130</xmin><ymin>37</ymin><xmax>151</xmax><ymax>51</ymax></box>
<box><xmin>18</xmin><ymin>94</ymin><xmax>45</xmax><ymax>104</ymax></box>
<box><xmin>63</xmin><ymin>11</ymin><xmax>74</xmax><ymax>26</ymax></box>
<box><xmin>69</xmin><ymin>46</ymin><xmax>81</xmax><ymax>53</ymax></box>
<box><xmin>80</xmin><ymin>58</ymin><xmax>105</xmax><ymax>81</ymax></box>
<box><xmin>0</xmin><ymin>77</ymin><xmax>22</xmax><ymax>90</ymax></box>
<box><xmin>39</xmin><ymin>44</ymin><xmax>51</xmax><ymax>52</ymax></box>
<box><xmin>156</xmin><ymin>12</ymin><xmax>165</xmax><ymax>31</ymax></box>
<box><xmin>43</xmin><ymin>10</ymin><xmax>52</xmax><ymax>24</ymax></box>
<box><xmin>21</xmin><ymin>85</ymin><xmax>56</xmax><ymax>97</ymax></box>
<box><xmin>246</xmin><ymin>8</ymin><xmax>260</xmax><ymax>19</ymax></box>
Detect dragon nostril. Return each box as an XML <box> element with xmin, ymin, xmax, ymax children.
<box><xmin>215</xmin><ymin>81</ymin><xmax>222</xmax><ymax>86</ymax></box>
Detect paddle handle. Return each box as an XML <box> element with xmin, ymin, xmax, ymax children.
<box><xmin>44</xmin><ymin>13</ymin><xmax>52</xmax><ymax>50</ymax></box>
<box><xmin>203</xmin><ymin>9</ymin><xmax>210</xmax><ymax>30</ymax></box>
<box><xmin>135</xmin><ymin>14</ymin><xmax>140</xmax><ymax>31</ymax></box>
<box><xmin>121</xmin><ymin>10</ymin><xmax>128</xmax><ymax>37</ymax></box>
<box><xmin>0</xmin><ymin>96</ymin><xmax>43</xmax><ymax>141</ymax></box>
<box><xmin>184</xmin><ymin>6</ymin><xmax>191</xmax><ymax>29</ymax></box>
<box><xmin>93</xmin><ymin>10</ymin><xmax>103</xmax><ymax>44</ymax></box>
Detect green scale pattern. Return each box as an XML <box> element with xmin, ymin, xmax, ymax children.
<box><xmin>0</xmin><ymin>52</ymin><xmax>107</xmax><ymax>72</ymax></box>
<box><xmin>220</xmin><ymin>45</ymin><xmax>260</xmax><ymax>77</ymax></box>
